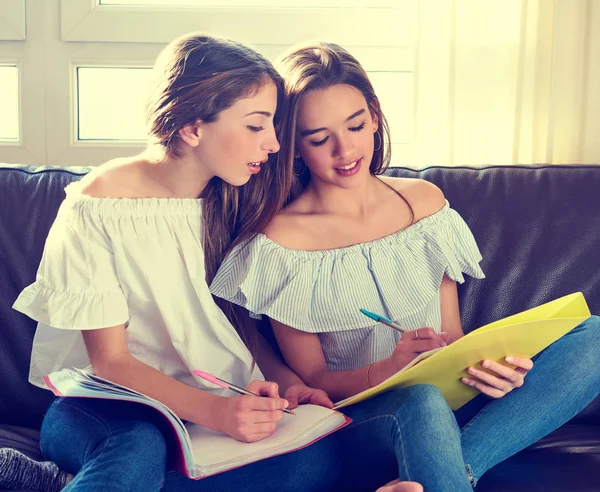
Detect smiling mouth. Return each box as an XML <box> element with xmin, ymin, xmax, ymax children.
<box><xmin>336</xmin><ymin>159</ymin><xmax>360</xmax><ymax>171</ymax></box>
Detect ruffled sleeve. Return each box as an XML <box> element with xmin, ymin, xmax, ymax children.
<box><xmin>13</xmin><ymin>186</ymin><xmax>129</xmax><ymax>330</ymax></box>
<box><xmin>210</xmin><ymin>202</ymin><xmax>484</xmax><ymax>333</ymax></box>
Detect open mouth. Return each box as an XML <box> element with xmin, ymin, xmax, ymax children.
<box><xmin>247</xmin><ymin>161</ymin><xmax>263</xmax><ymax>174</ymax></box>
<box><xmin>336</xmin><ymin>160</ymin><xmax>359</xmax><ymax>171</ymax></box>
<box><xmin>334</xmin><ymin>158</ymin><xmax>362</xmax><ymax>176</ymax></box>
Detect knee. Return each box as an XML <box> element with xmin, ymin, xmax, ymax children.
<box><xmin>118</xmin><ymin>420</ymin><xmax>168</xmax><ymax>468</ymax></box>
<box><xmin>106</xmin><ymin>421</ymin><xmax>167</xmax><ymax>490</ymax></box>
<box><xmin>581</xmin><ymin>315</ymin><xmax>600</xmax><ymax>335</ymax></box>
<box><xmin>392</xmin><ymin>385</ymin><xmax>456</xmax><ymax>426</ymax></box>
<box><xmin>400</xmin><ymin>384</ymin><xmax>448</xmax><ymax>411</ymax></box>
<box><xmin>571</xmin><ymin>315</ymin><xmax>600</xmax><ymax>354</ymax></box>
<box><xmin>281</xmin><ymin>439</ymin><xmax>340</xmax><ymax>492</ymax></box>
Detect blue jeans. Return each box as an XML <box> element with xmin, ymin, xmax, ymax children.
<box><xmin>40</xmin><ymin>397</ymin><xmax>339</xmax><ymax>492</ymax></box>
<box><xmin>40</xmin><ymin>385</ymin><xmax>471</xmax><ymax>492</ymax></box>
<box><xmin>40</xmin><ymin>316</ymin><xmax>600</xmax><ymax>491</ymax></box>
<box><xmin>453</xmin><ymin>315</ymin><xmax>600</xmax><ymax>486</ymax></box>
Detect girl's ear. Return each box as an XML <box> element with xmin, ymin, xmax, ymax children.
<box><xmin>371</xmin><ymin>112</ymin><xmax>379</xmax><ymax>132</ymax></box>
<box><xmin>178</xmin><ymin>120</ymin><xmax>202</xmax><ymax>148</ymax></box>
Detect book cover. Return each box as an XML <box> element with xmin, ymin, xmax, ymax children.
<box><xmin>334</xmin><ymin>292</ymin><xmax>591</xmax><ymax>410</ymax></box>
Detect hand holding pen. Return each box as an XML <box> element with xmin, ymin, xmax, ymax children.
<box><xmin>193</xmin><ymin>370</ymin><xmax>295</xmax><ymax>443</ymax></box>
<box><xmin>359</xmin><ymin>308</ymin><xmax>449</xmax><ymax>349</ymax></box>
<box><xmin>360</xmin><ymin>309</ymin><xmax>449</xmax><ymax>382</ymax></box>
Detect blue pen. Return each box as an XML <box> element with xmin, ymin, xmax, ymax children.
<box><xmin>359</xmin><ymin>308</ymin><xmax>408</xmax><ymax>333</ymax></box>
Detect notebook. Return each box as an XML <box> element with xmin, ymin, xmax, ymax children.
<box><xmin>334</xmin><ymin>292</ymin><xmax>591</xmax><ymax>411</ymax></box>
<box><xmin>44</xmin><ymin>369</ymin><xmax>351</xmax><ymax>479</ymax></box>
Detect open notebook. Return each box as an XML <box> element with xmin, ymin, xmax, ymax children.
<box><xmin>44</xmin><ymin>369</ymin><xmax>350</xmax><ymax>479</ymax></box>
<box><xmin>335</xmin><ymin>292</ymin><xmax>591</xmax><ymax>411</ymax></box>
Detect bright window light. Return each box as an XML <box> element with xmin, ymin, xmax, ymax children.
<box><xmin>77</xmin><ymin>67</ymin><xmax>151</xmax><ymax>141</ymax></box>
<box><xmin>99</xmin><ymin>0</ymin><xmax>382</xmax><ymax>6</ymax></box>
<box><xmin>369</xmin><ymin>72</ymin><xmax>413</xmax><ymax>144</ymax></box>
<box><xmin>75</xmin><ymin>66</ymin><xmax>411</xmax><ymax>145</ymax></box>
<box><xmin>0</xmin><ymin>66</ymin><xmax>19</xmax><ymax>141</ymax></box>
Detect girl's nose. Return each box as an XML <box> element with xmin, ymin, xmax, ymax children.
<box><xmin>264</xmin><ymin>128</ymin><xmax>280</xmax><ymax>154</ymax></box>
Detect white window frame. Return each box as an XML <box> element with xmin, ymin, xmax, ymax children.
<box><xmin>0</xmin><ymin>62</ymin><xmax>20</xmax><ymax>142</ymax></box>
<box><xmin>0</xmin><ymin>37</ymin><xmax>45</xmax><ymax>165</ymax></box>
<box><xmin>60</xmin><ymin>1</ymin><xmax>414</xmax><ymax>52</ymax></box>
<box><xmin>55</xmin><ymin>1</ymin><xmax>417</xmax><ymax>166</ymax></box>
<box><xmin>45</xmin><ymin>47</ymin><xmax>160</xmax><ymax>166</ymax></box>
<box><xmin>0</xmin><ymin>0</ymin><xmax>26</xmax><ymax>41</ymax></box>
<box><xmin>0</xmin><ymin>1</ymin><xmax>417</xmax><ymax>167</ymax></box>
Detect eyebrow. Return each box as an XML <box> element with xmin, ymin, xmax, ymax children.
<box><xmin>244</xmin><ymin>111</ymin><xmax>272</xmax><ymax>117</ymax></box>
<box><xmin>299</xmin><ymin>109</ymin><xmax>366</xmax><ymax>137</ymax></box>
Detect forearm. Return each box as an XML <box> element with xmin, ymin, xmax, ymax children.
<box><xmin>255</xmin><ymin>333</ymin><xmax>304</xmax><ymax>394</ymax></box>
<box><xmin>306</xmin><ymin>364</ymin><xmax>386</xmax><ymax>402</ymax></box>
<box><xmin>94</xmin><ymin>354</ymin><xmax>223</xmax><ymax>430</ymax></box>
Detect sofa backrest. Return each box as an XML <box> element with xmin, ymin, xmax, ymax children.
<box><xmin>1</xmin><ymin>163</ymin><xmax>599</xmax><ymax>429</ymax></box>
<box><xmin>1</xmin><ymin>165</ymin><xmax>89</xmax><ymax>428</ymax></box>
<box><xmin>387</xmin><ymin>165</ymin><xmax>600</xmax><ymax>332</ymax></box>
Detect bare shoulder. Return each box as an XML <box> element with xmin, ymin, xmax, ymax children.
<box><xmin>379</xmin><ymin>176</ymin><xmax>446</xmax><ymax>222</ymax></box>
<box><xmin>262</xmin><ymin>197</ymin><xmax>320</xmax><ymax>250</ymax></box>
<box><xmin>79</xmin><ymin>157</ymin><xmax>147</xmax><ymax>198</ymax></box>
<box><xmin>262</xmin><ymin>210</ymin><xmax>308</xmax><ymax>250</ymax></box>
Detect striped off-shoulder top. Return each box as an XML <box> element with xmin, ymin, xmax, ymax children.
<box><xmin>210</xmin><ymin>201</ymin><xmax>485</xmax><ymax>372</ymax></box>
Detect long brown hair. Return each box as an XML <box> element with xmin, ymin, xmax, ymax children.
<box><xmin>146</xmin><ymin>33</ymin><xmax>292</xmax><ymax>353</ymax></box>
<box><xmin>275</xmin><ymin>42</ymin><xmax>394</xmax><ymax>203</ymax></box>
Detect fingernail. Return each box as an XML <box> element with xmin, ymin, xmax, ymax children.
<box><xmin>468</xmin><ymin>367</ymin><xmax>476</xmax><ymax>375</ymax></box>
<box><xmin>482</xmin><ymin>360</ymin><xmax>490</xmax><ymax>369</ymax></box>
<box><xmin>283</xmin><ymin>400</ymin><xmax>289</xmax><ymax>408</ymax></box>
<box><xmin>462</xmin><ymin>377</ymin><xmax>471</xmax><ymax>385</ymax></box>
<box><xmin>506</xmin><ymin>357</ymin><xmax>514</xmax><ymax>364</ymax></box>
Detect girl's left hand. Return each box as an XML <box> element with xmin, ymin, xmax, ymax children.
<box><xmin>461</xmin><ymin>357</ymin><xmax>534</xmax><ymax>398</ymax></box>
<box><xmin>283</xmin><ymin>384</ymin><xmax>334</xmax><ymax>409</ymax></box>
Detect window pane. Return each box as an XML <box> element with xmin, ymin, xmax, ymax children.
<box><xmin>0</xmin><ymin>66</ymin><xmax>19</xmax><ymax>141</ymax></box>
<box><xmin>369</xmin><ymin>72</ymin><xmax>413</xmax><ymax>144</ymax></box>
<box><xmin>100</xmin><ymin>0</ymin><xmax>391</xmax><ymax>6</ymax></box>
<box><xmin>77</xmin><ymin>67</ymin><xmax>151</xmax><ymax>141</ymax></box>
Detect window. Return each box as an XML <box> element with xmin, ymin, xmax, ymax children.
<box><xmin>100</xmin><ymin>0</ymin><xmax>382</xmax><ymax>5</ymax></box>
<box><xmin>0</xmin><ymin>1</ymin><xmax>416</xmax><ymax>166</ymax></box>
<box><xmin>60</xmin><ymin>1</ymin><xmax>412</xmax><ymax>49</ymax></box>
<box><xmin>77</xmin><ymin>67</ymin><xmax>151</xmax><ymax>141</ymax></box>
<box><xmin>0</xmin><ymin>65</ymin><xmax>19</xmax><ymax>140</ymax></box>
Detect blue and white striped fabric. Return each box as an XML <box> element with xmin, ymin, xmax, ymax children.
<box><xmin>211</xmin><ymin>201</ymin><xmax>485</xmax><ymax>371</ymax></box>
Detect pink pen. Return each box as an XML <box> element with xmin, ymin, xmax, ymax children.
<box><xmin>193</xmin><ymin>370</ymin><xmax>295</xmax><ymax>415</ymax></box>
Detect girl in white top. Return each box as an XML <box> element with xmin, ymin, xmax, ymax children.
<box><xmin>11</xmin><ymin>33</ymin><xmax>348</xmax><ymax>492</ymax></box>
<box><xmin>211</xmin><ymin>42</ymin><xmax>600</xmax><ymax>491</ymax></box>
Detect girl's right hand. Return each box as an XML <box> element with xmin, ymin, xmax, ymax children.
<box><xmin>389</xmin><ymin>328</ymin><xmax>449</xmax><ymax>372</ymax></box>
<box><xmin>213</xmin><ymin>380</ymin><xmax>290</xmax><ymax>443</ymax></box>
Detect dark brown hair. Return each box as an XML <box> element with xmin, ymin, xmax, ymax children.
<box><xmin>275</xmin><ymin>41</ymin><xmax>394</xmax><ymax>202</ymax></box>
<box><xmin>146</xmin><ymin>33</ymin><xmax>291</xmax><ymax>353</ymax></box>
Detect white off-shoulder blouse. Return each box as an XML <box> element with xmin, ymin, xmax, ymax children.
<box><xmin>211</xmin><ymin>201</ymin><xmax>485</xmax><ymax>372</ymax></box>
<box><xmin>13</xmin><ymin>183</ymin><xmax>262</xmax><ymax>393</ymax></box>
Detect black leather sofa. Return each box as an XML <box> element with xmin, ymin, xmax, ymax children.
<box><xmin>1</xmin><ymin>163</ymin><xmax>599</xmax><ymax>491</ymax></box>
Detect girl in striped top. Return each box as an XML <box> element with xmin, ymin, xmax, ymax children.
<box><xmin>211</xmin><ymin>42</ymin><xmax>600</xmax><ymax>491</ymax></box>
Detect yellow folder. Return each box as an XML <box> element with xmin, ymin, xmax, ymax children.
<box><xmin>334</xmin><ymin>292</ymin><xmax>591</xmax><ymax>411</ymax></box>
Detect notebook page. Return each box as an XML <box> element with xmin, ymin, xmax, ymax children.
<box><xmin>186</xmin><ymin>404</ymin><xmax>345</xmax><ymax>474</ymax></box>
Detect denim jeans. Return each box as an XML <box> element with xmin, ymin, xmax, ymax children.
<box><xmin>40</xmin><ymin>397</ymin><xmax>339</xmax><ymax>492</ymax></box>
<box><xmin>453</xmin><ymin>315</ymin><xmax>600</xmax><ymax>486</ymax></box>
<box><xmin>40</xmin><ymin>316</ymin><xmax>600</xmax><ymax>491</ymax></box>
<box><xmin>40</xmin><ymin>385</ymin><xmax>471</xmax><ymax>492</ymax></box>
